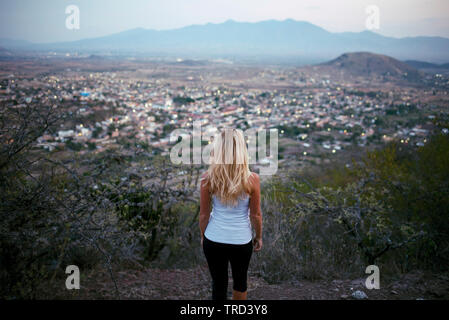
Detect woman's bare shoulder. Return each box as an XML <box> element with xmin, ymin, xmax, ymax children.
<box><xmin>249</xmin><ymin>171</ymin><xmax>260</xmax><ymax>191</ymax></box>
<box><xmin>200</xmin><ymin>171</ymin><xmax>209</xmax><ymax>187</ymax></box>
<box><xmin>249</xmin><ymin>171</ymin><xmax>260</xmax><ymax>181</ymax></box>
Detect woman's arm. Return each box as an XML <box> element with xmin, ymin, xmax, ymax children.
<box><xmin>199</xmin><ymin>173</ymin><xmax>211</xmax><ymax>241</ymax></box>
<box><xmin>249</xmin><ymin>173</ymin><xmax>263</xmax><ymax>251</ymax></box>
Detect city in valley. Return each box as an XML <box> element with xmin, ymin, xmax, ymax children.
<box><xmin>1</xmin><ymin>53</ymin><xmax>447</xmax><ymax>175</ymax></box>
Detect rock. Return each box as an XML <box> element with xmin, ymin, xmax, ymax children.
<box><xmin>350</xmin><ymin>278</ymin><xmax>365</xmax><ymax>287</ymax></box>
<box><xmin>352</xmin><ymin>290</ymin><xmax>368</xmax><ymax>300</ymax></box>
<box><xmin>391</xmin><ymin>290</ymin><xmax>398</xmax><ymax>295</ymax></box>
<box><xmin>427</xmin><ymin>288</ymin><xmax>445</xmax><ymax>297</ymax></box>
<box><xmin>340</xmin><ymin>294</ymin><xmax>349</xmax><ymax>299</ymax></box>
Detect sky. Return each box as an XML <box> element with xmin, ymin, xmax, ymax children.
<box><xmin>1</xmin><ymin>0</ymin><xmax>448</xmax><ymax>43</ymax></box>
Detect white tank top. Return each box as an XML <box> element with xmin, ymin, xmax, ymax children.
<box><xmin>204</xmin><ymin>194</ymin><xmax>252</xmax><ymax>245</ymax></box>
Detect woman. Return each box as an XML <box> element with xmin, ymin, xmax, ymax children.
<box><xmin>199</xmin><ymin>128</ymin><xmax>263</xmax><ymax>301</ymax></box>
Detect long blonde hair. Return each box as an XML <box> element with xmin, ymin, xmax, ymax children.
<box><xmin>204</xmin><ymin>128</ymin><xmax>252</xmax><ymax>206</ymax></box>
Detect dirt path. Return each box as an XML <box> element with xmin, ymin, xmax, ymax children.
<box><xmin>54</xmin><ymin>264</ymin><xmax>449</xmax><ymax>300</ymax></box>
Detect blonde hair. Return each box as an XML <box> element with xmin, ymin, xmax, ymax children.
<box><xmin>204</xmin><ymin>128</ymin><xmax>252</xmax><ymax>206</ymax></box>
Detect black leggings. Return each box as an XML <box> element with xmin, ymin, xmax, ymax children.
<box><xmin>202</xmin><ymin>236</ymin><xmax>253</xmax><ymax>300</ymax></box>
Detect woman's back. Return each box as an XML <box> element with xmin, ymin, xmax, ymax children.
<box><xmin>204</xmin><ymin>194</ymin><xmax>252</xmax><ymax>245</ymax></box>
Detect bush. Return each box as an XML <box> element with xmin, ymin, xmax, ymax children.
<box><xmin>250</xmin><ymin>132</ymin><xmax>449</xmax><ymax>283</ymax></box>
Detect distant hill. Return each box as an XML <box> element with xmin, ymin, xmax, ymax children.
<box><xmin>0</xmin><ymin>38</ymin><xmax>33</xmax><ymax>49</ymax></box>
<box><xmin>169</xmin><ymin>59</ymin><xmax>208</xmax><ymax>66</ymax></box>
<box><xmin>0</xmin><ymin>46</ymin><xmax>12</xmax><ymax>57</ymax></box>
<box><xmin>319</xmin><ymin>52</ymin><xmax>422</xmax><ymax>80</ymax></box>
<box><xmin>87</xmin><ymin>54</ymin><xmax>106</xmax><ymax>60</ymax></box>
<box><xmin>404</xmin><ymin>60</ymin><xmax>449</xmax><ymax>70</ymax></box>
<box><xmin>3</xmin><ymin>19</ymin><xmax>449</xmax><ymax>63</ymax></box>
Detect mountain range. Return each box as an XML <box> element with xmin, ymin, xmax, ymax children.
<box><xmin>1</xmin><ymin>19</ymin><xmax>449</xmax><ymax>64</ymax></box>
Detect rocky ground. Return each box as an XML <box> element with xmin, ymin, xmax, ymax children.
<box><xmin>50</xmin><ymin>264</ymin><xmax>449</xmax><ymax>300</ymax></box>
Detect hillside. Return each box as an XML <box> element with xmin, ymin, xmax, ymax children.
<box><xmin>0</xmin><ymin>46</ymin><xmax>12</xmax><ymax>57</ymax></box>
<box><xmin>404</xmin><ymin>60</ymin><xmax>449</xmax><ymax>70</ymax></box>
<box><xmin>47</xmin><ymin>265</ymin><xmax>449</xmax><ymax>300</ymax></box>
<box><xmin>318</xmin><ymin>52</ymin><xmax>422</xmax><ymax>80</ymax></box>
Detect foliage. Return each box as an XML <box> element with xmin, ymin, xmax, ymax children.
<box><xmin>173</xmin><ymin>96</ymin><xmax>195</xmax><ymax>106</ymax></box>
<box><xmin>251</xmin><ymin>131</ymin><xmax>449</xmax><ymax>282</ymax></box>
<box><xmin>108</xmin><ymin>159</ymin><xmax>201</xmax><ymax>261</ymax></box>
